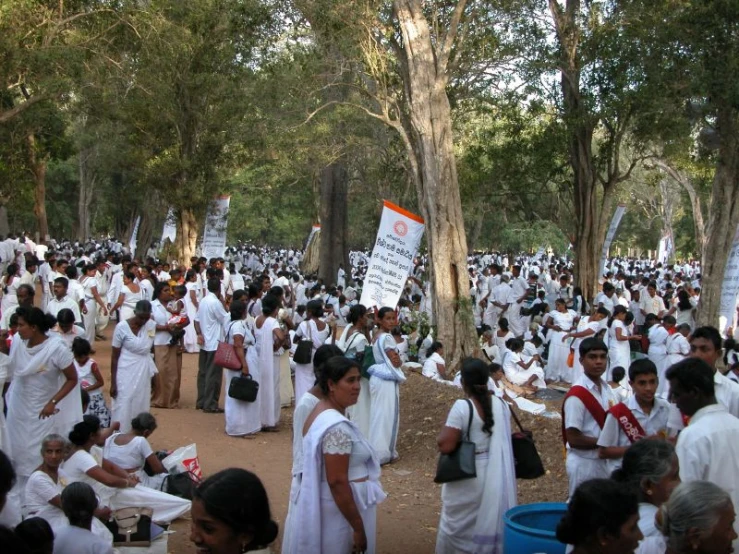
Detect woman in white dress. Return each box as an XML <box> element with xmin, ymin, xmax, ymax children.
<box><xmin>293</xmin><ymin>300</ymin><xmax>333</xmax><ymax>404</ymax></box>
<box><xmin>546</xmin><ymin>299</ymin><xmax>577</xmax><ymax>383</ymax></box>
<box><xmin>224</xmin><ymin>300</ymin><xmax>261</xmax><ymax>437</ymax></box>
<box><xmin>668</xmin><ymin>289</ymin><xmax>697</xmax><ymax>330</ymax></box>
<box><xmin>54</xmin><ymin>482</ymin><xmax>114</xmax><ymax>554</ymax></box>
<box><xmin>255</xmin><ymin>294</ymin><xmax>289</xmax><ymax>431</ymax></box>
<box><xmin>666</xmin><ymin>323</ymin><xmax>691</xmax><ymax>369</ymax></box>
<box><xmin>493</xmin><ymin>318</ymin><xmax>514</xmax><ymax>358</ymax></box>
<box><xmin>645</xmin><ymin>314</ymin><xmax>669</xmax><ymax>398</ymax></box>
<box><xmin>102</xmin><ymin>412</ymin><xmax>169</xmax><ymax>490</ymax></box>
<box><xmin>564</xmin><ymin>307</ymin><xmax>609</xmax><ymax>383</ymax></box>
<box><xmin>79</xmin><ymin>264</ymin><xmax>108</xmax><ymax>346</ymax></box>
<box><xmin>6</xmin><ymin>307</ymin><xmax>79</xmax><ymax>482</ymax></box>
<box><xmin>0</xmin><ymin>262</ymin><xmax>21</xmax><ymax>317</ymax></box>
<box><xmin>63</xmin><ymin>416</ymin><xmax>190</xmax><ymax>524</ymax></box>
<box><xmin>23</xmin><ymin>434</ymin><xmax>112</xmax><ymax>541</ymax></box>
<box><xmin>501</xmin><ymin>338</ymin><xmax>546</xmax><ymax>391</ymax></box>
<box><xmin>287</xmin><ymin>356</ymin><xmax>386</xmax><ymax>554</ymax></box>
<box><xmin>110</xmin><ymin>271</ymin><xmax>143</xmax><ymax>321</ymax></box>
<box><xmin>183</xmin><ymin>269</ymin><xmax>201</xmax><ymax>353</ymax></box>
<box><xmin>611</xmin><ymin>439</ymin><xmax>679</xmax><ymax>554</ymax></box>
<box><xmin>423</xmin><ymin>341</ymin><xmax>451</xmax><ymax>383</ymax></box>
<box><xmin>138</xmin><ymin>265</ymin><xmax>156</xmax><ymax>301</ymax></box>
<box><xmin>283</xmin><ymin>344</ymin><xmax>343</xmax><ymax>554</ymax></box>
<box><xmin>435</xmin><ymin>358</ymin><xmax>517</xmax><ymax>553</ymax></box>
<box><xmin>337</xmin><ymin>305</ymin><xmax>371</xmax><ymax>438</ymax></box>
<box><xmin>367</xmin><ymin>307</ymin><xmax>406</xmax><ymax>465</ymax></box>
<box><xmin>607</xmin><ymin>306</ymin><xmax>641</xmax><ymax>385</ymax></box>
<box><xmin>110</xmin><ymin>300</ymin><xmax>158</xmax><ymax>433</ymax></box>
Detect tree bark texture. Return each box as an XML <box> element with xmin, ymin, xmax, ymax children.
<box><xmin>696</xmin><ymin>106</ymin><xmax>739</xmax><ymax>327</ymax></box>
<box><xmin>26</xmin><ymin>133</ymin><xmax>49</xmax><ymax>240</ymax></box>
<box><xmin>550</xmin><ymin>0</ymin><xmax>600</xmax><ymax>302</ymax></box>
<box><xmin>78</xmin><ymin>147</ymin><xmax>97</xmax><ymax>242</ymax></box>
<box><xmin>176</xmin><ymin>208</ymin><xmax>199</xmax><ymax>266</ymax></box>
<box><xmin>318</xmin><ymin>162</ymin><xmax>350</xmax><ymax>285</ymax></box>
<box><xmin>393</xmin><ymin>0</ymin><xmax>479</xmax><ymax>371</ymax></box>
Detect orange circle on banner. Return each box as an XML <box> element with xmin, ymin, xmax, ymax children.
<box><xmin>394</xmin><ymin>221</ymin><xmax>408</xmax><ymax>237</ymax></box>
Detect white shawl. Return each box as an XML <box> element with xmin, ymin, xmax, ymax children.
<box><xmin>471</xmin><ymin>396</ymin><xmax>518</xmax><ymax>553</ymax></box>
<box><xmin>290</xmin><ymin>409</ymin><xmax>386</xmax><ymax>554</ymax></box>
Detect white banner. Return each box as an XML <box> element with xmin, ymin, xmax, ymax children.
<box><xmin>657</xmin><ymin>233</ymin><xmax>673</xmax><ymax>265</ymax></box>
<box><xmin>359</xmin><ymin>200</ymin><xmax>425</xmax><ymax>310</ymax></box>
<box><xmin>599</xmin><ymin>204</ymin><xmax>627</xmax><ymax>277</ymax></box>
<box><xmin>719</xmin><ymin>224</ymin><xmax>739</xmax><ymax>333</ymax></box>
<box><xmin>160</xmin><ymin>207</ymin><xmax>177</xmax><ymax>246</ymax></box>
<box><xmin>129</xmin><ymin>215</ymin><xmax>141</xmax><ymax>257</ymax></box>
<box><xmin>201</xmin><ymin>196</ymin><xmax>231</xmax><ymax>259</ymax></box>
<box><xmin>306</xmin><ymin>224</ymin><xmax>321</xmax><ymax>248</ymax></box>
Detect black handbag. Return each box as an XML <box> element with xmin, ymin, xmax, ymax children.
<box><xmin>161</xmin><ymin>471</ymin><xmax>199</xmax><ymax>500</ymax></box>
<box><xmin>228</xmin><ymin>373</ymin><xmax>259</xmax><ymax>402</ymax></box>
<box><xmin>293</xmin><ymin>322</ymin><xmax>313</xmax><ymax>364</ymax></box>
<box><xmin>105</xmin><ymin>507</ymin><xmax>153</xmax><ymax>546</ymax></box>
<box><xmin>434</xmin><ymin>399</ymin><xmax>477</xmax><ymax>483</ymax></box>
<box><xmin>510</xmin><ymin>404</ymin><xmax>546</xmax><ymax>479</ymax></box>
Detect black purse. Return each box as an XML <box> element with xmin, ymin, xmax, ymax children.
<box><xmin>161</xmin><ymin>470</ymin><xmax>200</xmax><ymax>500</ymax></box>
<box><xmin>105</xmin><ymin>507</ymin><xmax>153</xmax><ymax>546</ymax></box>
<box><xmin>434</xmin><ymin>399</ymin><xmax>477</xmax><ymax>483</ymax></box>
<box><xmin>228</xmin><ymin>373</ymin><xmax>259</xmax><ymax>402</ymax></box>
<box><xmin>509</xmin><ymin>404</ymin><xmax>545</xmax><ymax>479</ymax></box>
<box><xmin>293</xmin><ymin>323</ymin><xmax>313</xmax><ymax>364</ymax></box>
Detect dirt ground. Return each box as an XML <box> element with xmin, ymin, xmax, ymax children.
<box><xmin>91</xmin><ymin>335</ymin><xmax>568</xmax><ymax>553</ymax></box>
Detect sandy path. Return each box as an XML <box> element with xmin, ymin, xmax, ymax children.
<box><xmin>92</xmin><ymin>336</ymin><xmax>441</xmax><ymax>553</ymax></box>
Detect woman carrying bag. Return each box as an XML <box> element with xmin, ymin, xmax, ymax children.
<box><xmin>435</xmin><ymin>358</ymin><xmax>517</xmax><ymax>554</ymax></box>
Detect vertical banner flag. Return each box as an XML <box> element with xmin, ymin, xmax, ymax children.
<box><xmin>129</xmin><ymin>215</ymin><xmax>141</xmax><ymax>257</ymax></box>
<box><xmin>657</xmin><ymin>233</ymin><xmax>673</xmax><ymax>265</ymax></box>
<box><xmin>360</xmin><ymin>200</ymin><xmax>425</xmax><ymax>310</ymax></box>
<box><xmin>719</xmin><ymin>224</ymin><xmax>739</xmax><ymax>333</ymax></box>
<box><xmin>201</xmin><ymin>196</ymin><xmax>231</xmax><ymax>259</ymax></box>
<box><xmin>160</xmin><ymin>207</ymin><xmax>177</xmax><ymax>246</ymax></box>
<box><xmin>306</xmin><ymin>224</ymin><xmax>321</xmax><ymax>248</ymax></box>
<box><xmin>599</xmin><ymin>204</ymin><xmax>627</xmax><ymax>277</ymax></box>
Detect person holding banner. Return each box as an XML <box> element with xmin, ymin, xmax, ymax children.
<box><xmin>367</xmin><ymin>307</ymin><xmax>406</xmax><ymax>465</ymax></box>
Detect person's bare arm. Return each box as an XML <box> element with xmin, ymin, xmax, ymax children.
<box><xmin>437</xmin><ymin>426</ymin><xmax>462</xmax><ymax>454</ymax></box>
<box><xmin>565</xmin><ymin>428</ymin><xmax>599</xmax><ymax>450</ymax></box>
<box><xmin>110</xmin><ymin>347</ymin><xmax>121</xmax><ymax>398</ymax></box>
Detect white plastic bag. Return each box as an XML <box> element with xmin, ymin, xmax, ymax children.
<box><xmin>162</xmin><ymin>443</ymin><xmax>202</xmax><ymax>480</ymax></box>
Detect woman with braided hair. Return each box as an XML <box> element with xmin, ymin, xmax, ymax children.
<box><xmin>435</xmin><ymin>358</ymin><xmax>517</xmax><ymax>553</ymax></box>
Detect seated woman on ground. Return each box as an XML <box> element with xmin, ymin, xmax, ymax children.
<box><xmin>102</xmin><ymin>412</ymin><xmax>169</xmax><ymax>490</ymax></box>
<box><xmin>501</xmin><ymin>338</ymin><xmax>546</xmax><ymax>395</ymax></box>
<box><xmin>23</xmin><ymin>433</ymin><xmax>113</xmax><ymax>542</ymax></box>
<box><xmin>62</xmin><ymin>415</ymin><xmax>190</xmax><ymax>524</ymax></box>
<box><xmin>54</xmin><ymin>482</ymin><xmax>114</xmax><ymax>554</ymax></box>
<box><xmin>422</xmin><ymin>342</ymin><xmax>452</xmax><ymax>384</ymax></box>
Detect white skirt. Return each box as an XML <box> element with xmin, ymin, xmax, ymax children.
<box><xmin>368</xmin><ymin>376</ymin><xmax>399</xmax><ymax>465</ymax></box>
<box><xmin>224</xmin><ymin>347</ymin><xmax>262</xmax><ymax>436</ymax></box>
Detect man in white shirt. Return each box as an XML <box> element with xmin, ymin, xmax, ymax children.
<box><xmin>594</xmin><ymin>282</ymin><xmax>617</xmax><ymax>313</ymax></box>
<box><xmin>562</xmin><ymin>338</ymin><xmax>617</xmax><ymax>498</ymax></box>
<box><xmin>639</xmin><ymin>281</ymin><xmax>666</xmax><ymax>319</ymax></box>
<box><xmin>194</xmin><ymin>278</ymin><xmax>230</xmax><ymax>413</ymax></box>
<box><xmin>667</xmin><ymin>357</ymin><xmax>739</xmax><ymax>549</ymax></box>
<box><xmin>597</xmin><ymin>359</ymin><xmax>671</xmax><ymax>470</ymax></box>
<box><xmin>483</xmin><ymin>274</ymin><xmax>511</xmax><ymax>330</ymax></box>
<box><xmin>46</xmin><ymin>277</ymin><xmax>82</xmax><ymax>323</ymax></box>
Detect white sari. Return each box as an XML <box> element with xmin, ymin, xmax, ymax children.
<box><xmin>111</xmin><ymin>319</ymin><xmax>157</xmax><ymax>433</ymax></box>
<box><xmin>367</xmin><ymin>333</ymin><xmax>405</xmax><ymax>464</ymax></box>
<box><xmin>436</xmin><ymin>396</ymin><xmax>517</xmax><ymax>553</ymax></box>
<box><xmin>255</xmin><ymin>316</ymin><xmax>281</xmax><ymax>428</ymax></box>
<box><xmin>6</xmin><ymin>334</ymin><xmax>78</xmax><ymax>477</ymax></box>
<box><xmin>224</xmin><ymin>318</ymin><xmax>262</xmax><ymax>436</ymax></box>
<box><xmin>339</xmin><ymin>327</ymin><xmax>371</xmax><ymax>438</ymax></box>
<box><xmin>289</xmin><ymin>409</ymin><xmax>386</xmax><ymax>554</ymax></box>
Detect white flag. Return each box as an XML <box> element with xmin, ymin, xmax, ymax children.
<box><xmin>201</xmin><ymin>196</ymin><xmax>231</xmax><ymax>259</ymax></box>
<box><xmin>359</xmin><ymin>200</ymin><xmax>425</xmax><ymax>310</ymax></box>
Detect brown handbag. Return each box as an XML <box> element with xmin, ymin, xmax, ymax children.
<box><xmin>105</xmin><ymin>507</ymin><xmax>153</xmax><ymax>546</ymax></box>
<box><xmin>214</xmin><ymin>323</ymin><xmax>242</xmax><ymax>370</ymax></box>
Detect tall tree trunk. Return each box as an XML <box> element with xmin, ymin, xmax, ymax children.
<box><xmin>78</xmin><ymin>147</ymin><xmax>97</xmax><ymax>242</ymax></box>
<box><xmin>393</xmin><ymin>0</ymin><xmax>478</xmax><ymax>371</ymax></box>
<box><xmin>318</xmin><ymin>162</ymin><xmax>350</xmax><ymax>285</ymax></box>
<box><xmin>696</xmin><ymin>106</ymin><xmax>739</xmax><ymax>327</ymax></box>
<box><xmin>550</xmin><ymin>0</ymin><xmax>600</xmax><ymax>302</ymax></box>
<box><xmin>176</xmin><ymin>208</ymin><xmax>199</xmax><ymax>267</ymax></box>
<box><xmin>26</xmin><ymin>134</ymin><xmax>49</xmax><ymax>240</ymax></box>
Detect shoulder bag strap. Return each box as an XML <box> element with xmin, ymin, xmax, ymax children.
<box><xmin>465</xmin><ymin>399</ymin><xmax>474</xmax><ymax>441</ymax></box>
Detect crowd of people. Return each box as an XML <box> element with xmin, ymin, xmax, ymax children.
<box><xmin>0</xmin><ymin>231</ymin><xmax>738</xmax><ymax>553</ymax></box>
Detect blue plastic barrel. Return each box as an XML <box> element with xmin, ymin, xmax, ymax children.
<box><xmin>503</xmin><ymin>502</ymin><xmax>567</xmax><ymax>554</ymax></box>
